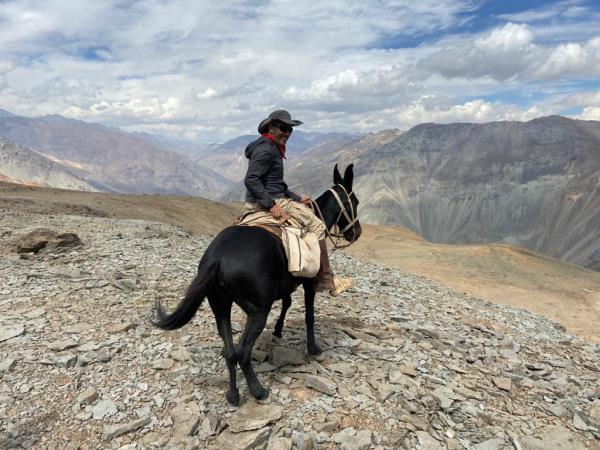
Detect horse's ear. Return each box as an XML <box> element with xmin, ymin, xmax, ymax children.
<box><xmin>333</xmin><ymin>164</ymin><xmax>343</xmax><ymax>185</ymax></box>
<box><xmin>343</xmin><ymin>164</ymin><xmax>354</xmax><ymax>190</ymax></box>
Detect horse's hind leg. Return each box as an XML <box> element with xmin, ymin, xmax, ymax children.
<box><xmin>237</xmin><ymin>309</ymin><xmax>269</xmax><ymax>400</ymax></box>
<box><xmin>273</xmin><ymin>295</ymin><xmax>292</xmax><ymax>338</ymax></box>
<box><xmin>209</xmin><ymin>297</ymin><xmax>239</xmax><ymax>406</ymax></box>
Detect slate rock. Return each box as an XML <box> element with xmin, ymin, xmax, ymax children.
<box><xmin>152</xmin><ymin>358</ymin><xmax>174</xmax><ymax>370</ymax></box>
<box><xmin>492</xmin><ymin>376</ymin><xmax>512</xmax><ymax>392</ymax></box>
<box><xmin>0</xmin><ymin>359</ymin><xmax>16</xmax><ymax>373</ymax></box>
<box><xmin>47</xmin><ymin>339</ymin><xmax>79</xmax><ymax>351</ymax></box>
<box><xmin>0</xmin><ymin>325</ymin><xmax>25</xmax><ymax>342</ymax></box>
<box><xmin>272</xmin><ymin>346</ymin><xmax>304</xmax><ymax>367</ymax></box>
<box><xmin>305</xmin><ymin>374</ymin><xmax>337</xmax><ymax>395</ymax></box>
<box><xmin>228</xmin><ymin>402</ymin><xmax>283</xmax><ymax>433</ymax></box>
<box><xmin>519</xmin><ymin>425</ymin><xmax>587</xmax><ymax>450</ymax></box>
<box><xmin>77</xmin><ymin>387</ymin><xmax>98</xmax><ymax>405</ymax></box>
<box><xmin>92</xmin><ymin>399</ymin><xmax>118</xmax><ymax>420</ymax></box>
<box><xmin>217</xmin><ymin>428</ymin><xmax>271</xmax><ymax>450</ymax></box>
<box><xmin>266</xmin><ymin>436</ymin><xmax>293</xmax><ymax>450</ymax></box>
<box><xmin>103</xmin><ymin>415</ymin><xmax>151</xmax><ymax>440</ymax></box>
<box><xmin>171</xmin><ymin>401</ymin><xmax>201</xmax><ymax>436</ymax></box>
<box><xmin>415</xmin><ymin>431</ymin><xmax>444</xmax><ymax>449</ymax></box>
<box><xmin>15</xmin><ymin>228</ymin><xmax>57</xmax><ymax>253</ymax></box>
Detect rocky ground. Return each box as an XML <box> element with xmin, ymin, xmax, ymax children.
<box><xmin>0</xmin><ymin>209</ymin><xmax>599</xmax><ymax>450</ymax></box>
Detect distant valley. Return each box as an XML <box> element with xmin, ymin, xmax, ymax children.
<box><xmin>0</xmin><ymin>109</ymin><xmax>598</xmax><ymax>270</ymax></box>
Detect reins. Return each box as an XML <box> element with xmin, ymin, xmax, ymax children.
<box><xmin>309</xmin><ymin>184</ymin><xmax>358</xmax><ymax>253</ymax></box>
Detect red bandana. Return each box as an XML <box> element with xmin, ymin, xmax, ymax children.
<box><xmin>261</xmin><ymin>133</ymin><xmax>286</xmax><ymax>159</ymax></box>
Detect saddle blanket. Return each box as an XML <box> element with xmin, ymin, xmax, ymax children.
<box><xmin>236</xmin><ymin>210</ymin><xmax>320</xmax><ymax>278</ymax></box>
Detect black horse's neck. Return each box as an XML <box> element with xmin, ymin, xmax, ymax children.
<box><xmin>315</xmin><ymin>189</ymin><xmax>338</xmax><ymax>230</ymax></box>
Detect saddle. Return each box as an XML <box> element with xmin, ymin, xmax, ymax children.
<box><xmin>235</xmin><ymin>210</ymin><xmax>320</xmax><ymax>278</ymax></box>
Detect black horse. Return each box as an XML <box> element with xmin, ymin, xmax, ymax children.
<box><xmin>153</xmin><ymin>164</ymin><xmax>361</xmax><ymax>406</ymax></box>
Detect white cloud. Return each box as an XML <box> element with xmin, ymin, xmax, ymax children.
<box><xmin>579</xmin><ymin>106</ymin><xmax>600</xmax><ymax>120</ymax></box>
<box><xmin>419</xmin><ymin>22</ymin><xmax>600</xmax><ymax>82</ymax></box>
<box><xmin>0</xmin><ymin>1</ymin><xmax>599</xmax><ymax>141</ymax></box>
<box><xmin>533</xmin><ymin>38</ymin><xmax>600</xmax><ymax>78</ymax></box>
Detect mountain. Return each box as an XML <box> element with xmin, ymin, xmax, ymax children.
<box><xmin>0</xmin><ymin>137</ymin><xmax>97</xmax><ymax>191</ymax></box>
<box><xmin>0</xmin><ymin>111</ymin><xmax>232</xmax><ymax>198</ymax></box>
<box><xmin>133</xmin><ymin>131</ymin><xmax>219</xmax><ymax>159</ymax></box>
<box><xmin>202</xmin><ymin>131</ymin><xmax>360</xmax><ymax>182</ymax></box>
<box><xmin>219</xmin><ymin>130</ymin><xmax>382</xmax><ymax>200</ymax></box>
<box><xmin>290</xmin><ymin>116</ymin><xmax>600</xmax><ymax>268</ymax></box>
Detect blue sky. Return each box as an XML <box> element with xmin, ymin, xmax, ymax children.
<box><xmin>1</xmin><ymin>0</ymin><xmax>600</xmax><ymax>141</ymax></box>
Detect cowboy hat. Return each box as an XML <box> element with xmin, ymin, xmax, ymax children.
<box><xmin>257</xmin><ymin>110</ymin><xmax>303</xmax><ymax>134</ymax></box>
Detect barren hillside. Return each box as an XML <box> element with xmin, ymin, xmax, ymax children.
<box><xmin>1</xmin><ymin>182</ymin><xmax>598</xmax><ymax>343</ymax></box>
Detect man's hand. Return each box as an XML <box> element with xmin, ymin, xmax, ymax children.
<box><xmin>299</xmin><ymin>196</ymin><xmax>312</xmax><ymax>205</ymax></box>
<box><xmin>270</xmin><ymin>203</ymin><xmax>289</xmax><ymax>220</ymax></box>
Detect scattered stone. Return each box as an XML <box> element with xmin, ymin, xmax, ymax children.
<box><xmin>106</xmin><ymin>322</ymin><xmax>133</xmax><ymax>333</ymax></box>
<box><xmin>171</xmin><ymin>401</ymin><xmax>201</xmax><ymax>437</ymax></box>
<box><xmin>43</xmin><ymin>352</ymin><xmax>78</xmax><ymax>368</ymax></box>
<box><xmin>47</xmin><ymin>339</ymin><xmax>79</xmax><ymax>351</ymax></box>
<box><xmin>492</xmin><ymin>376</ymin><xmax>512</xmax><ymax>392</ymax></box>
<box><xmin>0</xmin><ymin>324</ymin><xmax>25</xmax><ymax>342</ymax></box>
<box><xmin>399</xmin><ymin>364</ymin><xmax>417</xmax><ymax>377</ymax></box>
<box><xmin>152</xmin><ymin>358</ymin><xmax>174</xmax><ymax>370</ymax></box>
<box><xmin>25</xmin><ymin>308</ymin><xmax>46</xmax><ymax>319</ymax></box>
<box><xmin>113</xmin><ymin>279</ymin><xmax>137</xmax><ymax>291</ymax></box>
<box><xmin>217</xmin><ymin>428</ymin><xmax>271</xmax><ymax>450</ymax></box>
<box><xmin>432</xmin><ymin>387</ymin><xmax>455</xmax><ymax>410</ymax></box>
<box><xmin>200</xmin><ymin>411</ymin><xmax>222</xmax><ymax>436</ymax></box>
<box><xmin>143</xmin><ymin>431</ymin><xmax>170</xmax><ymax>448</ymax></box>
<box><xmin>77</xmin><ymin>388</ymin><xmax>98</xmax><ymax>405</ymax></box>
<box><xmin>400</xmin><ymin>415</ymin><xmax>427</xmax><ymax>431</ymax></box>
<box><xmin>519</xmin><ymin>425</ymin><xmax>587</xmax><ymax>450</ymax></box>
<box><xmin>415</xmin><ymin>431</ymin><xmax>444</xmax><ymax>450</ymax></box>
<box><xmin>272</xmin><ymin>346</ymin><xmax>305</xmax><ymax>367</ymax></box>
<box><xmin>228</xmin><ymin>402</ymin><xmax>283</xmax><ymax>433</ymax></box>
<box><xmin>350</xmin><ymin>430</ymin><xmax>373</xmax><ymax>450</ymax></box>
<box><xmin>153</xmin><ymin>394</ymin><xmax>165</xmax><ymax>408</ymax></box>
<box><xmin>1</xmin><ymin>212</ymin><xmax>598</xmax><ymax>449</ymax></box>
<box><xmin>103</xmin><ymin>415</ymin><xmax>151</xmax><ymax>440</ymax></box>
<box><xmin>0</xmin><ymin>359</ymin><xmax>16</xmax><ymax>373</ymax></box>
<box><xmin>14</xmin><ymin>228</ymin><xmax>57</xmax><ymax>253</ymax></box>
<box><xmin>473</xmin><ymin>438</ymin><xmax>505</xmax><ymax>450</ymax></box>
<box><xmin>572</xmin><ymin>412</ymin><xmax>589</xmax><ymax>431</ymax></box>
<box><xmin>92</xmin><ymin>399</ymin><xmax>118</xmax><ymax>420</ymax></box>
<box><xmin>292</xmin><ymin>431</ymin><xmax>315</xmax><ymax>450</ymax></box>
<box><xmin>305</xmin><ymin>374</ymin><xmax>337</xmax><ymax>395</ymax></box>
<box><xmin>170</xmin><ymin>346</ymin><xmax>191</xmax><ymax>362</ymax></box>
<box><xmin>332</xmin><ymin>427</ymin><xmax>357</xmax><ymax>446</ymax></box>
<box><xmin>266</xmin><ymin>436</ymin><xmax>293</xmax><ymax>450</ymax></box>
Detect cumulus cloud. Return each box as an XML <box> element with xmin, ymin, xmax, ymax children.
<box><xmin>0</xmin><ymin>1</ymin><xmax>599</xmax><ymax>140</ymax></box>
<box><xmin>419</xmin><ymin>22</ymin><xmax>600</xmax><ymax>81</ymax></box>
<box><xmin>579</xmin><ymin>106</ymin><xmax>600</xmax><ymax>120</ymax></box>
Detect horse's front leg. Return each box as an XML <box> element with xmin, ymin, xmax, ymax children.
<box><xmin>303</xmin><ymin>281</ymin><xmax>322</xmax><ymax>355</ymax></box>
<box><xmin>273</xmin><ymin>295</ymin><xmax>292</xmax><ymax>338</ymax></box>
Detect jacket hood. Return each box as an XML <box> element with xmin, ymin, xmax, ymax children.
<box><xmin>245</xmin><ymin>136</ymin><xmax>272</xmax><ymax>159</ymax></box>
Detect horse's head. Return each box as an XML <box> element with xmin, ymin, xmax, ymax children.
<box><xmin>331</xmin><ymin>164</ymin><xmax>362</xmax><ymax>243</ymax></box>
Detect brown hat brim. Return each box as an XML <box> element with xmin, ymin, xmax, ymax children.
<box><xmin>257</xmin><ymin>110</ymin><xmax>303</xmax><ymax>134</ymax></box>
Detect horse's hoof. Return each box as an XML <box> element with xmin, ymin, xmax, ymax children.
<box><xmin>251</xmin><ymin>386</ymin><xmax>269</xmax><ymax>401</ymax></box>
<box><xmin>225</xmin><ymin>388</ymin><xmax>240</xmax><ymax>406</ymax></box>
<box><xmin>272</xmin><ymin>330</ymin><xmax>282</xmax><ymax>338</ymax></box>
<box><xmin>307</xmin><ymin>343</ymin><xmax>323</xmax><ymax>356</ymax></box>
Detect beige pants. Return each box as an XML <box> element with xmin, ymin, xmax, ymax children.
<box><xmin>244</xmin><ymin>198</ymin><xmax>326</xmax><ymax>240</ymax></box>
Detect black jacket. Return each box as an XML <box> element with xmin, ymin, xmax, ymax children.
<box><xmin>244</xmin><ymin>137</ymin><xmax>300</xmax><ymax>209</ymax></box>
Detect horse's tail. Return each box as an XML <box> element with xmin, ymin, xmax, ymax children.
<box><xmin>153</xmin><ymin>261</ymin><xmax>218</xmax><ymax>330</ymax></box>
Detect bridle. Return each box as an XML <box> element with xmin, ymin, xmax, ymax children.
<box><xmin>310</xmin><ymin>183</ymin><xmax>359</xmax><ymax>251</ymax></box>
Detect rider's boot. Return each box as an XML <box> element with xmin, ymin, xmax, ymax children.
<box><xmin>314</xmin><ymin>240</ymin><xmax>352</xmax><ymax>296</ymax></box>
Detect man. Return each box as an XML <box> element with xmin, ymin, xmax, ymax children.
<box><xmin>244</xmin><ymin>109</ymin><xmax>336</xmax><ymax>292</ymax></box>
